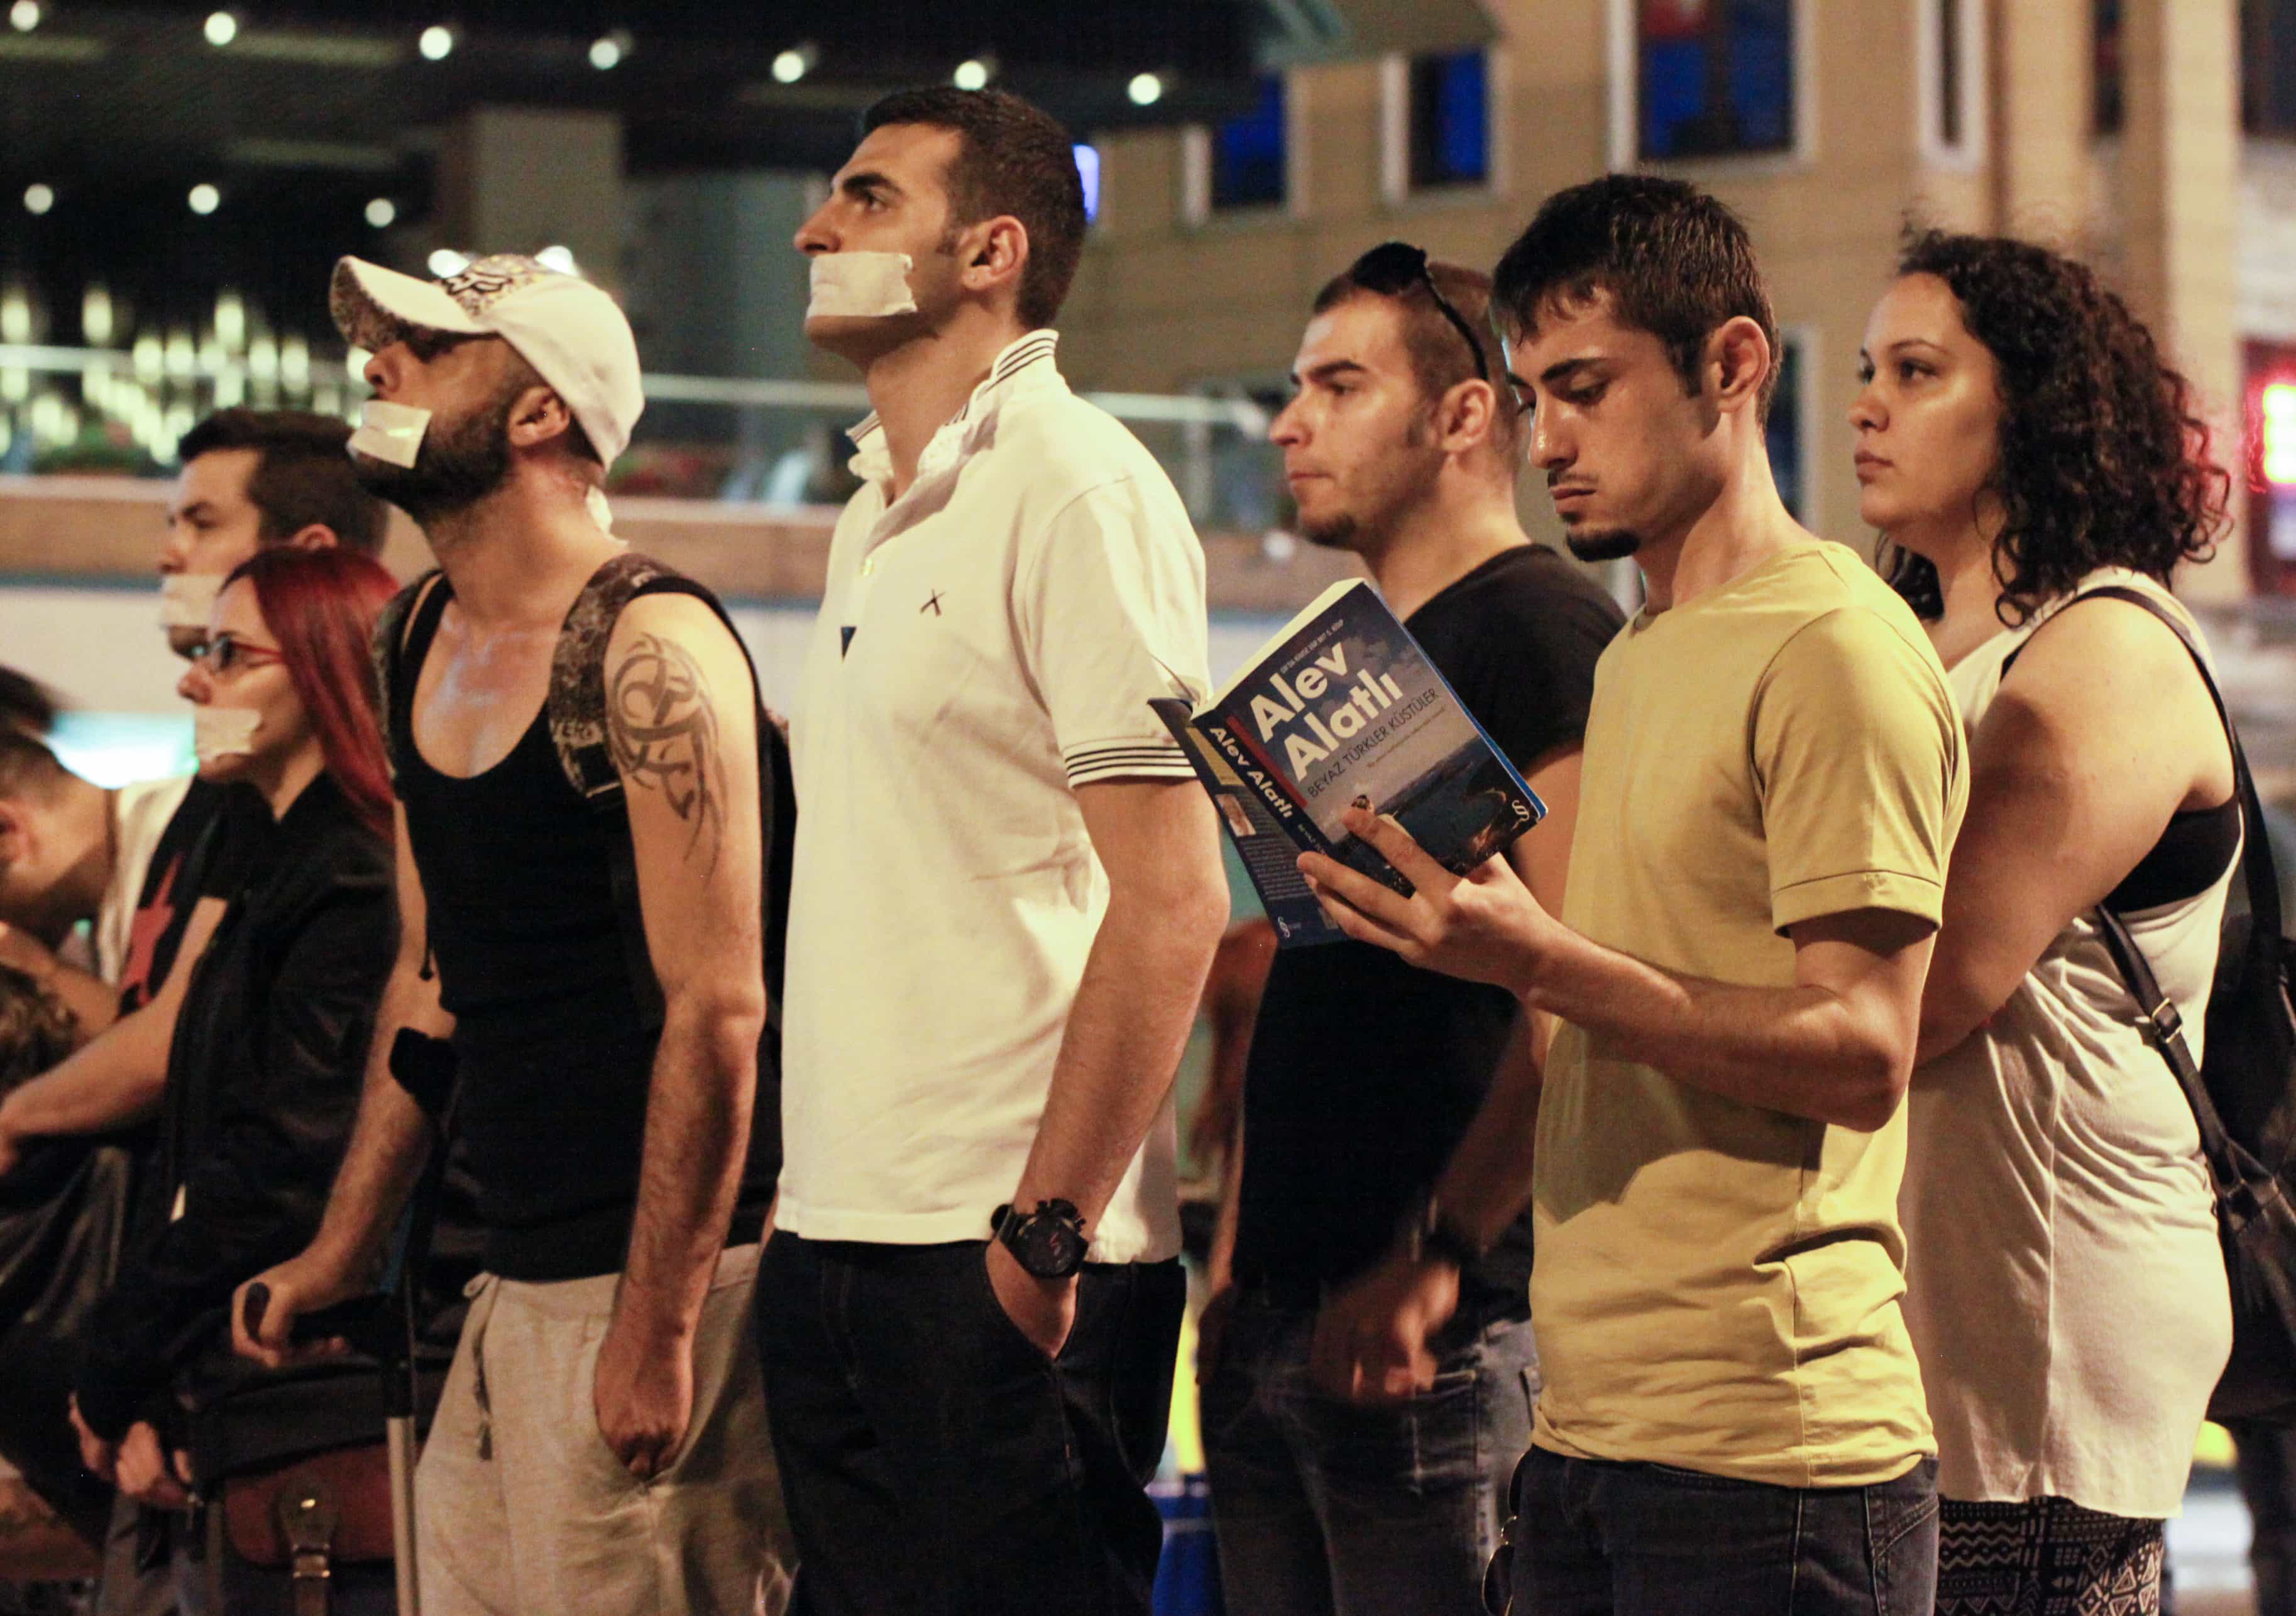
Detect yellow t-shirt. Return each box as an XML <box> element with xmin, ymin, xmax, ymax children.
<box><xmin>1530</xmin><ymin>541</ymin><xmax>1967</xmax><ymax>1488</ymax></box>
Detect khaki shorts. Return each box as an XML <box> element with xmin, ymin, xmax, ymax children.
<box><xmin>417</xmin><ymin>1243</ymin><xmax>793</xmax><ymax>1616</ymax></box>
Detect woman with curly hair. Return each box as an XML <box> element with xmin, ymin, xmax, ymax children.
<box><xmin>1852</xmin><ymin>228</ymin><xmax>2236</xmax><ymax>1614</ymax></box>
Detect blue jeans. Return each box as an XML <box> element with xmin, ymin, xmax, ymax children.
<box><xmin>1511</xmin><ymin>1446</ymin><xmax>1940</xmax><ymax>1616</ymax></box>
<box><xmin>1202</xmin><ymin>1290</ymin><xmax>1539</xmax><ymax>1616</ymax></box>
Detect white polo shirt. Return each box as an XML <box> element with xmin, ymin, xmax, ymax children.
<box><xmin>780</xmin><ymin>330</ymin><xmax>1209</xmax><ymax>1264</ymax></box>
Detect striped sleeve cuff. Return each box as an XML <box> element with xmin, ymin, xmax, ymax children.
<box><xmin>1063</xmin><ymin>737</ymin><xmax>1197</xmax><ymax>787</ymax></box>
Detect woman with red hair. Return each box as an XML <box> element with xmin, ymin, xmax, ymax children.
<box><xmin>65</xmin><ymin>545</ymin><xmax>404</xmax><ymax>1613</ymax></box>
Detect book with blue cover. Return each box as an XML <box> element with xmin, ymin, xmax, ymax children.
<box><xmin>1151</xmin><ymin>578</ymin><xmax>1546</xmax><ymax>949</ymax></box>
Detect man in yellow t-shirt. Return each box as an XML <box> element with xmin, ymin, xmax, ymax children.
<box><xmin>1300</xmin><ymin>175</ymin><xmax>1965</xmax><ymax>1616</ymax></box>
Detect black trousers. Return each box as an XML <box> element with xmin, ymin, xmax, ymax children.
<box><xmin>755</xmin><ymin>1231</ymin><xmax>1185</xmax><ymax>1616</ymax></box>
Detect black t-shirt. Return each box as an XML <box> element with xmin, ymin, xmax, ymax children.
<box><xmin>1231</xmin><ymin>545</ymin><xmax>1624</xmax><ymax>1306</ymax></box>
<box><xmin>113</xmin><ymin>777</ymin><xmax>265</xmax><ymax>1016</ymax></box>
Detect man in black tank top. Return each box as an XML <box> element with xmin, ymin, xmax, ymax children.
<box><xmin>233</xmin><ymin>255</ymin><xmax>793</xmax><ymax>1614</ymax></box>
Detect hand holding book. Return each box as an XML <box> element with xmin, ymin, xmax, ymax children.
<box><xmin>1150</xmin><ymin>579</ymin><xmax>1546</xmax><ymax>950</ymax></box>
<box><xmin>1298</xmin><ymin>803</ymin><xmax>1561</xmax><ymax>994</ymax></box>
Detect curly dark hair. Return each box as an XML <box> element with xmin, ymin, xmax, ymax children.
<box><xmin>0</xmin><ymin>963</ymin><xmax>79</xmax><ymax>1094</ymax></box>
<box><xmin>1881</xmin><ymin>228</ymin><xmax>2229</xmax><ymax>624</ymax></box>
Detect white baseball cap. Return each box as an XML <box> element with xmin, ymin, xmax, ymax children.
<box><xmin>330</xmin><ymin>253</ymin><xmax>644</xmax><ymax>465</ymax></box>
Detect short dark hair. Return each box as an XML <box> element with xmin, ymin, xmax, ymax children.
<box><xmin>1312</xmin><ymin>257</ymin><xmax>1522</xmax><ymax>447</ymax></box>
<box><xmin>176</xmin><ymin>409</ymin><xmax>390</xmax><ymax>556</ymax></box>
<box><xmin>0</xmin><ymin>963</ymin><xmax>78</xmax><ymax>1093</ymax></box>
<box><xmin>500</xmin><ymin>349</ymin><xmax>603</xmax><ymax>470</ymax></box>
<box><xmin>0</xmin><ymin>667</ymin><xmax>57</xmax><ymax>737</ymax></box>
<box><xmin>1493</xmin><ymin>174</ymin><xmax>1781</xmax><ymax>420</ymax></box>
<box><xmin>1883</xmin><ymin>228</ymin><xmax>2229</xmax><ymax>625</ymax></box>
<box><xmin>0</xmin><ymin>727</ymin><xmax>69</xmax><ymax>803</ymax></box>
<box><xmin>862</xmin><ymin>86</ymin><xmax>1087</xmax><ymax>329</ymax></box>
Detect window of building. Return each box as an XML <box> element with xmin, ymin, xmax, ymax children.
<box><xmin>1073</xmin><ymin>144</ymin><xmax>1102</xmax><ymax>224</ymax></box>
<box><xmin>1407</xmin><ymin>49</ymin><xmax>1492</xmax><ymax>190</ymax></box>
<box><xmin>1209</xmin><ymin>74</ymin><xmax>1287</xmax><ymax>211</ymax></box>
<box><xmin>1635</xmin><ymin>0</ymin><xmax>1797</xmax><ymax>161</ymax></box>
<box><xmin>2248</xmin><ymin>343</ymin><xmax>2296</xmax><ymax>595</ymax></box>
<box><xmin>1918</xmin><ymin>0</ymin><xmax>1984</xmax><ymax>164</ymax></box>
<box><xmin>2244</xmin><ymin>0</ymin><xmax>2296</xmax><ymax>137</ymax></box>
<box><xmin>2094</xmin><ymin>0</ymin><xmax>2125</xmax><ymax>135</ymax></box>
<box><xmin>1938</xmin><ymin>0</ymin><xmax>1965</xmax><ymax>146</ymax></box>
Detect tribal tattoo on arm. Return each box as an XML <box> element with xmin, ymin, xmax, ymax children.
<box><xmin>607</xmin><ymin>632</ymin><xmax>725</xmax><ymax>869</ymax></box>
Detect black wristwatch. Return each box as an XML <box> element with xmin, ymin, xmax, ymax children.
<box><xmin>1407</xmin><ymin>1195</ymin><xmax>1485</xmax><ymax>1272</ymax></box>
<box><xmin>992</xmin><ymin>1199</ymin><xmax>1090</xmax><ymax>1279</ymax></box>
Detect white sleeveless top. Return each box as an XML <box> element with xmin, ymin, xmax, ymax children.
<box><xmin>1901</xmin><ymin>569</ymin><xmax>2236</xmax><ymax>1519</ymax></box>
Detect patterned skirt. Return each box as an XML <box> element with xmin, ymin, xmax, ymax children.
<box><xmin>1935</xmin><ymin>1497</ymin><xmax>2164</xmax><ymax>1616</ymax></box>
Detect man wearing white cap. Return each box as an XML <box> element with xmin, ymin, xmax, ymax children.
<box><xmin>233</xmin><ymin>253</ymin><xmax>794</xmax><ymax>1615</ymax></box>
<box><xmin>761</xmin><ymin>87</ymin><xmax>1228</xmax><ymax>1615</ymax></box>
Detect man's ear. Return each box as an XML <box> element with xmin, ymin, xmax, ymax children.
<box><xmin>280</xmin><ymin>525</ymin><xmax>338</xmax><ymax>551</ymax></box>
<box><xmin>505</xmin><ymin>385</ymin><xmax>576</xmax><ymax>452</ymax></box>
<box><xmin>1708</xmin><ymin>316</ymin><xmax>1773</xmax><ymax>415</ymax></box>
<box><xmin>1435</xmin><ymin>378</ymin><xmax>1500</xmax><ymax>458</ymax></box>
<box><xmin>959</xmin><ymin>216</ymin><xmax>1031</xmax><ymax>304</ymax></box>
<box><xmin>0</xmin><ymin>802</ymin><xmax>30</xmax><ymax>866</ymax></box>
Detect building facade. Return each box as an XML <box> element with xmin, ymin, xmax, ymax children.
<box><xmin>1057</xmin><ymin>0</ymin><xmax>2259</xmax><ymax>598</ymax></box>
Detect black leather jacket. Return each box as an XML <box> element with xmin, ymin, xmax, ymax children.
<box><xmin>74</xmin><ymin>772</ymin><xmax>393</xmax><ymax>1443</ymax></box>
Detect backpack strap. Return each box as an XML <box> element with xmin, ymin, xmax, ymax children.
<box><xmin>2071</xmin><ymin>585</ymin><xmax>2284</xmax><ymax>967</ymax></box>
<box><xmin>546</xmin><ymin>552</ymin><xmax>780</xmax><ymax>1035</ymax></box>
<box><xmin>2070</xmin><ymin>583</ymin><xmax>2279</xmax><ymax>1199</ymax></box>
<box><xmin>548</xmin><ymin>554</ymin><xmax>678</xmax><ymax>1030</ymax></box>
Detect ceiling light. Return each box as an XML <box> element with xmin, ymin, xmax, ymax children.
<box><xmin>1127</xmin><ymin>72</ymin><xmax>1163</xmax><ymax>107</ymax></box>
<box><xmin>417</xmin><ymin>24</ymin><xmax>453</xmax><ymax>60</ymax></box>
<box><xmin>365</xmin><ymin>196</ymin><xmax>397</xmax><ymax>228</ymax></box>
<box><xmin>22</xmin><ymin>182</ymin><xmax>53</xmax><ymax>215</ymax></box>
<box><xmin>188</xmin><ymin>183</ymin><xmax>221</xmax><ymax>215</ymax></box>
<box><xmin>953</xmin><ymin>58</ymin><xmax>989</xmax><ymax>91</ymax></box>
<box><xmin>588</xmin><ymin>32</ymin><xmax>625</xmax><ymax>70</ymax></box>
<box><xmin>535</xmin><ymin>245</ymin><xmax>578</xmax><ymax>273</ymax></box>
<box><xmin>8</xmin><ymin>2</ymin><xmax>40</xmax><ymax>33</ymax></box>
<box><xmin>427</xmin><ymin>248</ymin><xmax>470</xmax><ymax>277</ymax></box>
<box><xmin>771</xmin><ymin>42</ymin><xmax>815</xmax><ymax>84</ymax></box>
<box><xmin>204</xmin><ymin>10</ymin><xmax>237</xmax><ymax>46</ymax></box>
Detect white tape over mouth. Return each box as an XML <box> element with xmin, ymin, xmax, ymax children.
<box><xmin>806</xmin><ymin>252</ymin><xmax>919</xmax><ymax>319</ymax></box>
<box><xmin>348</xmin><ymin>398</ymin><xmax>432</xmax><ymax>468</ymax></box>
<box><xmin>157</xmin><ymin>573</ymin><xmax>226</xmax><ymax>629</ymax></box>
<box><xmin>193</xmin><ymin>705</ymin><xmax>261</xmax><ymax>763</ymax></box>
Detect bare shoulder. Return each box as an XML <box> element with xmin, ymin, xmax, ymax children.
<box><xmin>1999</xmin><ymin>593</ymin><xmax>2207</xmax><ymax>732</ymax></box>
<box><xmin>606</xmin><ymin>590</ymin><xmax>749</xmax><ymax>676</ymax></box>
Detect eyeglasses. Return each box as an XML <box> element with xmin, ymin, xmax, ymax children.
<box><xmin>189</xmin><ymin>632</ymin><xmax>285</xmax><ymax>678</ymax></box>
<box><xmin>1346</xmin><ymin>241</ymin><xmax>1530</xmax><ymax>407</ymax></box>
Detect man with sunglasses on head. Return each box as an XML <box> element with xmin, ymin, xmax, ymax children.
<box><xmin>1197</xmin><ymin>245</ymin><xmax>1620</xmax><ymax>1616</ymax></box>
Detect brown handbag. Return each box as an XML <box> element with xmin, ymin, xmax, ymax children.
<box><xmin>220</xmin><ymin>1441</ymin><xmax>395</xmax><ymax>1568</ymax></box>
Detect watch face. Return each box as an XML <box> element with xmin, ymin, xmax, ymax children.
<box><xmin>1018</xmin><ymin>1214</ymin><xmax>1087</xmax><ymax>1277</ymax></box>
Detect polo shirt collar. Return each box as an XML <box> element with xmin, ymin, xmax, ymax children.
<box><xmin>847</xmin><ymin>328</ymin><xmax>1063</xmax><ymax>487</ymax></box>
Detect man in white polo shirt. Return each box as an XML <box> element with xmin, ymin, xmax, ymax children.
<box><xmin>759</xmin><ymin>85</ymin><xmax>1229</xmax><ymax>1616</ymax></box>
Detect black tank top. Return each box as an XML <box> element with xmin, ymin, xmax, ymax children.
<box><xmin>390</xmin><ymin>576</ymin><xmax>771</xmax><ymax>1280</ymax></box>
